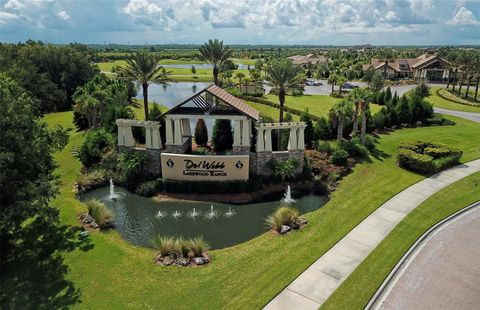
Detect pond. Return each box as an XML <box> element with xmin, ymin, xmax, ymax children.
<box><xmin>80</xmin><ymin>186</ymin><xmax>328</xmax><ymax>249</ymax></box>
<box><xmin>136</xmin><ymin>81</ymin><xmax>211</xmax><ymax>108</ymax></box>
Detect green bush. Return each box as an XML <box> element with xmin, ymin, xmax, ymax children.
<box><xmin>339</xmin><ymin>140</ymin><xmax>368</xmax><ymax>158</ymax></box>
<box><xmin>265</xmin><ymin>205</ymin><xmax>300</xmax><ymax>232</ymax></box>
<box><xmin>75</xmin><ymin>170</ymin><xmax>107</xmax><ymax>193</ymax></box>
<box><xmin>135</xmin><ymin>180</ymin><xmax>159</xmax><ymax>196</ymax></box>
<box><xmin>212</xmin><ymin>119</ymin><xmax>233</xmax><ymax>152</ymax></box>
<box><xmin>438</xmin><ymin>88</ymin><xmax>480</xmax><ymax>107</ymax></box>
<box><xmin>315</xmin><ymin>141</ymin><xmax>333</xmax><ymax>154</ymax></box>
<box><xmin>330</xmin><ymin>149</ymin><xmax>349</xmax><ymax>166</ymax></box>
<box><xmin>397</xmin><ymin>141</ymin><xmax>462</xmax><ymax>173</ymax></box>
<box><xmin>78</xmin><ymin>129</ymin><xmax>115</xmax><ymax>168</ymax></box>
<box><xmin>85</xmin><ymin>199</ymin><xmax>114</xmax><ymax>228</ymax></box>
<box><xmin>194</xmin><ymin>119</ymin><xmax>209</xmax><ymax>147</ymax></box>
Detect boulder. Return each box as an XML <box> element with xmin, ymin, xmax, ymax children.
<box><xmin>175</xmin><ymin>257</ymin><xmax>190</xmax><ymax>267</ymax></box>
<box><xmin>194</xmin><ymin>257</ymin><xmax>207</xmax><ymax>265</ymax></box>
<box><xmin>162</xmin><ymin>256</ymin><xmax>175</xmax><ymax>266</ymax></box>
<box><xmin>155</xmin><ymin>253</ymin><xmax>162</xmax><ymax>262</ymax></box>
<box><xmin>290</xmin><ymin>222</ymin><xmax>300</xmax><ymax>230</ymax></box>
<box><xmin>280</xmin><ymin>225</ymin><xmax>291</xmax><ymax>234</ymax></box>
<box><xmin>299</xmin><ymin>218</ymin><xmax>308</xmax><ymax>225</ymax></box>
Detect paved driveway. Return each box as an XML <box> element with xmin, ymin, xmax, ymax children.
<box><xmin>434</xmin><ymin>107</ymin><xmax>480</xmax><ymax>123</ymax></box>
<box><xmin>380</xmin><ymin>205</ymin><xmax>480</xmax><ymax>310</ymax></box>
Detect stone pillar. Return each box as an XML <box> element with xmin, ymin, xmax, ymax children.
<box><xmin>265</xmin><ymin>128</ymin><xmax>272</xmax><ymax>152</ymax></box>
<box><xmin>181</xmin><ymin>118</ymin><xmax>191</xmax><ymax>137</ymax></box>
<box><xmin>145</xmin><ymin>126</ymin><xmax>152</xmax><ymax>149</ymax></box>
<box><xmin>288</xmin><ymin>127</ymin><xmax>298</xmax><ymax>151</ymax></box>
<box><xmin>117</xmin><ymin>123</ymin><xmax>125</xmax><ymax>146</ymax></box>
<box><xmin>151</xmin><ymin>125</ymin><xmax>161</xmax><ymax>149</ymax></box>
<box><xmin>124</xmin><ymin>125</ymin><xmax>134</xmax><ymax>147</ymax></box>
<box><xmin>241</xmin><ymin>119</ymin><xmax>250</xmax><ymax>147</ymax></box>
<box><xmin>173</xmin><ymin>119</ymin><xmax>182</xmax><ymax>145</ymax></box>
<box><xmin>256</xmin><ymin>128</ymin><xmax>265</xmax><ymax>152</ymax></box>
<box><xmin>233</xmin><ymin>120</ymin><xmax>242</xmax><ymax>146</ymax></box>
<box><xmin>165</xmin><ymin>118</ymin><xmax>173</xmax><ymax>145</ymax></box>
<box><xmin>297</xmin><ymin>127</ymin><xmax>305</xmax><ymax>150</ymax></box>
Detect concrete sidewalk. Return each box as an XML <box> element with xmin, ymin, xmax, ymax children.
<box><xmin>264</xmin><ymin>159</ymin><xmax>480</xmax><ymax>310</ymax></box>
<box><xmin>434</xmin><ymin>107</ymin><xmax>480</xmax><ymax>123</ymax></box>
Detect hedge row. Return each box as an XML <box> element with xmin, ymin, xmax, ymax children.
<box><xmin>397</xmin><ymin>141</ymin><xmax>462</xmax><ymax>174</ymax></box>
<box><xmin>437</xmin><ymin>88</ymin><xmax>480</xmax><ymax>107</ymax></box>
<box><xmin>239</xmin><ymin>95</ymin><xmax>321</xmax><ymax>121</ymax></box>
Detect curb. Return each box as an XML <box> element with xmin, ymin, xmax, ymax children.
<box><xmin>365</xmin><ymin>200</ymin><xmax>480</xmax><ymax>310</ymax></box>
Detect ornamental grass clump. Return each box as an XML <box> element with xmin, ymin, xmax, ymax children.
<box><xmin>75</xmin><ymin>170</ymin><xmax>106</xmax><ymax>193</ymax></box>
<box><xmin>266</xmin><ymin>205</ymin><xmax>302</xmax><ymax>233</ymax></box>
<box><xmin>152</xmin><ymin>236</ymin><xmax>176</xmax><ymax>257</ymax></box>
<box><xmin>85</xmin><ymin>199</ymin><xmax>113</xmax><ymax>228</ymax></box>
<box><xmin>189</xmin><ymin>237</ymin><xmax>210</xmax><ymax>258</ymax></box>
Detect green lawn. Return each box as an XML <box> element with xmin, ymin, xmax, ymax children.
<box><xmin>41</xmin><ymin>108</ymin><xmax>480</xmax><ymax>309</ymax></box>
<box><xmin>266</xmin><ymin>94</ymin><xmax>383</xmax><ymax>117</ymax></box>
<box><xmin>245</xmin><ymin>100</ymin><xmax>300</xmax><ymax>121</ymax></box>
<box><xmin>428</xmin><ymin>87</ymin><xmax>480</xmax><ymax>113</ymax></box>
<box><xmin>322</xmin><ymin>170</ymin><xmax>480</xmax><ymax>310</ymax></box>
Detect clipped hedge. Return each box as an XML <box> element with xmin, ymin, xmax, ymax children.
<box><xmin>437</xmin><ymin>88</ymin><xmax>480</xmax><ymax>107</ymax></box>
<box><xmin>397</xmin><ymin>141</ymin><xmax>462</xmax><ymax>173</ymax></box>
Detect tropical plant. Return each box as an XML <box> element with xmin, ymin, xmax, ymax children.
<box><xmin>271</xmin><ymin>158</ymin><xmax>300</xmax><ymax>182</ymax></box>
<box><xmin>116</xmin><ymin>50</ymin><xmax>171</xmax><ymax>120</ymax></box>
<box><xmin>235</xmin><ymin>71</ymin><xmax>246</xmax><ymax>92</ymax></box>
<box><xmin>194</xmin><ymin>119</ymin><xmax>209</xmax><ymax>147</ymax></box>
<box><xmin>267</xmin><ymin>59</ymin><xmax>302</xmax><ymax>123</ymax></box>
<box><xmin>75</xmin><ymin>170</ymin><xmax>107</xmax><ymax>193</ymax></box>
<box><xmin>331</xmin><ymin>99</ymin><xmax>354</xmax><ymax>141</ymax></box>
<box><xmin>85</xmin><ymin>199</ymin><xmax>113</xmax><ymax>228</ymax></box>
<box><xmin>327</xmin><ymin>73</ymin><xmax>339</xmax><ymax>95</ymax></box>
<box><xmin>337</xmin><ymin>76</ymin><xmax>347</xmax><ymax>95</ymax></box>
<box><xmin>77</xmin><ymin>129</ymin><xmax>115</xmax><ymax>168</ymax></box>
<box><xmin>198</xmin><ymin>39</ymin><xmax>232</xmax><ymax>86</ymax></box>
<box><xmin>189</xmin><ymin>237</ymin><xmax>210</xmax><ymax>257</ymax></box>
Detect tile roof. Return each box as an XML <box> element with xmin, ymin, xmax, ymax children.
<box><xmin>206</xmin><ymin>84</ymin><xmax>259</xmax><ymax>120</ymax></box>
<box><xmin>365</xmin><ymin>54</ymin><xmax>450</xmax><ymax>73</ymax></box>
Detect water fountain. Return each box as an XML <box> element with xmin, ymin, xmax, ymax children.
<box><xmin>156</xmin><ymin>210</ymin><xmax>167</xmax><ymax>218</ymax></box>
<box><xmin>205</xmin><ymin>205</ymin><xmax>217</xmax><ymax>219</ymax></box>
<box><xmin>172</xmin><ymin>210</ymin><xmax>182</xmax><ymax>219</ymax></box>
<box><xmin>224</xmin><ymin>207</ymin><xmax>236</xmax><ymax>218</ymax></box>
<box><xmin>189</xmin><ymin>207</ymin><xmax>201</xmax><ymax>219</ymax></box>
<box><xmin>282</xmin><ymin>185</ymin><xmax>296</xmax><ymax>204</ymax></box>
<box><xmin>109</xmin><ymin>179</ymin><xmax>118</xmax><ymax>200</ymax></box>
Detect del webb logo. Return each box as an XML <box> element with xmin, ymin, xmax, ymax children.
<box><xmin>182</xmin><ymin>159</ymin><xmax>229</xmax><ymax>177</ymax></box>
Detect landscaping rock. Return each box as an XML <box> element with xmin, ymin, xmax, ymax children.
<box><xmin>155</xmin><ymin>253</ymin><xmax>162</xmax><ymax>262</ymax></box>
<box><xmin>194</xmin><ymin>257</ymin><xmax>207</xmax><ymax>265</ymax></box>
<box><xmin>175</xmin><ymin>257</ymin><xmax>190</xmax><ymax>267</ymax></box>
<box><xmin>280</xmin><ymin>225</ymin><xmax>291</xmax><ymax>234</ymax></box>
<box><xmin>290</xmin><ymin>222</ymin><xmax>300</xmax><ymax>230</ymax></box>
<box><xmin>162</xmin><ymin>256</ymin><xmax>175</xmax><ymax>266</ymax></box>
<box><xmin>299</xmin><ymin>218</ymin><xmax>308</xmax><ymax>225</ymax></box>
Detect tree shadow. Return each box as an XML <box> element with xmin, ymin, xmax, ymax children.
<box><xmin>1</xmin><ymin>219</ymin><xmax>93</xmax><ymax>310</ymax></box>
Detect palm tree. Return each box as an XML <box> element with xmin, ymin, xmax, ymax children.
<box><xmin>199</xmin><ymin>39</ymin><xmax>232</xmax><ymax>86</ymax></box>
<box><xmin>331</xmin><ymin>99</ymin><xmax>353</xmax><ymax>141</ymax></box>
<box><xmin>337</xmin><ymin>76</ymin><xmax>347</xmax><ymax>96</ymax></box>
<box><xmin>328</xmin><ymin>74</ymin><xmax>339</xmax><ymax>95</ymax></box>
<box><xmin>117</xmin><ymin>50</ymin><xmax>171</xmax><ymax>120</ymax></box>
<box><xmin>348</xmin><ymin>88</ymin><xmax>370</xmax><ymax>136</ymax></box>
<box><xmin>235</xmin><ymin>72</ymin><xmax>245</xmax><ymax>92</ymax></box>
<box><xmin>359</xmin><ymin>100</ymin><xmax>368</xmax><ymax>146</ymax></box>
<box><xmin>456</xmin><ymin>50</ymin><xmax>470</xmax><ymax>96</ymax></box>
<box><xmin>267</xmin><ymin>59</ymin><xmax>301</xmax><ymax>124</ymax></box>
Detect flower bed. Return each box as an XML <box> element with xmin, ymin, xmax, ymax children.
<box><xmin>397</xmin><ymin>141</ymin><xmax>462</xmax><ymax>174</ymax></box>
<box><xmin>437</xmin><ymin>88</ymin><xmax>480</xmax><ymax>107</ymax></box>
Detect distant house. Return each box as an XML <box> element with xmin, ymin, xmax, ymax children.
<box><xmin>362</xmin><ymin>53</ymin><xmax>457</xmax><ymax>82</ymax></box>
<box><xmin>288</xmin><ymin>54</ymin><xmax>328</xmax><ymax>66</ymax></box>
<box><xmin>357</xmin><ymin>44</ymin><xmax>375</xmax><ymax>53</ymax></box>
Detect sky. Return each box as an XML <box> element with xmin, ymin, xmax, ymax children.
<box><xmin>0</xmin><ymin>0</ymin><xmax>479</xmax><ymax>45</ymax></box>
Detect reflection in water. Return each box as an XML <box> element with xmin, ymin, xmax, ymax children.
<box><xmin>136</xmin><ymin>82</ymin><xmax>210</xmax><ymax>108</ymax></box>
<box><xmin>80</xmin><ymin>186</ymin><xmax>327</xmax><ymax>249</ymax></box>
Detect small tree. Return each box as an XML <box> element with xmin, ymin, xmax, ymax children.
<box><xmin>396</xmin><ymin>95</ymin><xmax>412</xmax><ymax>124</ymax></box>
<box><xmin>272</xmin><ymin>158</ymin><xmax>300</xmax><ymax>183</ymax></box>
<box><xmin>384</xmin><ymin>87</ymin><xmax>392</xmax><ymax>102</ymax></box>
<box><xmin>191</xmin><ymin>65</ymin><xmax>196</xmax><ymax>75</ymax></box>
<box><xmin>300</xmin><ymin>109</ymin><xmax>314</xmax><ymax>148</ymax></box>
<box><xmin>212</xmin><ymin>119</ymin><xmax>233</xmax><ymax>152</ymax></box>
<box><xmin>371</xmin><ymin>72</ymin><xmax>385</xmax><ymax>91</ymax></box>
<box><xmin>235</xmin><ymin>72</ymin><xmax>246</xmax><ymax>92</ymax></box>
<box><xmin>194</xmin><ymin>119</ymin><xmax>208</xmax><ymax>147</ymax></box>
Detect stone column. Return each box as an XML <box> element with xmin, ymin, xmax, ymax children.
<box><xmin>288</xmin><ymin>127</ymin><xmax>298</xmax><ymax>151</ymax></box>
<box><xmin>233</xmin><ymin>120</ymin><xmax>242</xmax><ymax>146</ymax></box>
<box><xmin>117</xmin><ymin>123</ymin><xmax>125</xmax><ymax>146</ymax></box>
<box><xmin>151</xmin><ymin>124</ymin><xmax>161</xmax><ymax>149</ymax></box>
<box><xmin>145</xmin><ymin>125</ymin><xmax>152</xmax><ymax>149</ymax></box>
<box><xmin>173</xmin><ymin>119</ymin><xmax>182</xmax><ymax>145</ymax></box>
<box><xmin>165</xmin><ymin>118</ymin><xmax>173</xmax><ymax>145</ymax></box>
<box><xmin>181</xmin><ymin>118</ymin><xmax>191</xmax><ymax>136</ymax></box>
<box><xmin>265</xmin><ymin>128</ymin><xmax>272</xmax><ymax>152</ymax></box>
<box><xmin>297</xmin><ymin>127</ymin><xmax>305</xmax><ymax>150</ymax></box>
<box><xmin>124</xmin><ymin>125</ymin><xmax>134</xmax><ymax>147</ymax></box>
<box><xmin>241</xmin><ymin>119</ymin><xmax>250</xmax><ymax>147</ymax></box>
<box><xmin>256</xmin><ymin>128</ymin><xmax>265</xmax><ymax>152</ymax></box>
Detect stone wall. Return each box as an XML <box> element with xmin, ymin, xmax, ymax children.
<box><xmin>232</xmin><ymin>146</ymin><xmax>251</xmax><ymax>155</ymax></box>
<box><xmin>146</xmin><ymin>148</ymin><xmax>162</xmax><ymax>176</ymax></box>
<box><xmin>254</xmin><ymin>150</ymin><xmax>305</xmax><ymax>176</ymax></box>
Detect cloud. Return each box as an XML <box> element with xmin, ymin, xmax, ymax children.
<box><xmin>4</xmin><ymin>0</ymin><xmax>25</xmax><ymax>10</ymax></box>
<box><xmin>56</xmin><ymin>10</ymin><xmax>69</xmax><ymax>20</ymax></box>
<box><xmin>447</xmin><ymin>6</ymin><xmax>480</xmax><ymax>25</ymax></box>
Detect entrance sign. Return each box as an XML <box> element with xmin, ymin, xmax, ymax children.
<box><xmin>161</xmin><ymin>153</ymin><xmax>249</xmax><ymax>181</ymax></box>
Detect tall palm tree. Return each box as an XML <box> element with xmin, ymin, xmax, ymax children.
<box><xmin>331</xmin><ymin>99</ymin><xmax>353</xmax><ymax>141</ymax></box>
<box><xmin>456</xmin><ymin>50</ymin><xmax>470</xmax><ymax>97</ymax></box>
<box><xmin>117</xmin><ymin>50</ymin><xmax>171</xmax><ymax>120</ymax></box>
<box><xmin>199</xmin><ymin>39</ymin><xmax>232</xmax><ymax>86</ymax></box>
<box><xmin>348</xmin><ymin>88</ymin><xmax>370</xmax><ymax>136</ymax></box>
<box><xmin>337</xmin><ymin>76</ymin><xmax>347</xmax><ymax>96</ymax></box>
<box><xmin>235</xmin><ymin>72</ymin><xmax>245</xmax><ymax>92</ymax></box>
<box><xmin>267</xmin><ymin>59</ymin><xmax>301</xmax><ymax>123</ymax></box>
<box><xmin>327</xmin><ymin>74</ymin><xmax>338</xmax><ymax>95</ymax></box>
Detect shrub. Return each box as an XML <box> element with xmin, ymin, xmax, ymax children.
<box><xmin>438</xmin><ymin>88</ymin><xmax>480</xmax><ymax>107</ymax></box>
<box><xmin>270</xmin><ymin>158</ymin><xmax>300</xmax><ymax>182</ymax></box>
<box><xmin>152</xmin><ymin>236</ymin><xmax>176</xmax><ymax>257</ymax></box>
<box><xmin>176</xmin><ymin>237</ymin><xmax>191</xmax><ymax>258</ymax></box>
<box><xmin>265</xmin><ymin>205</ymin><xmax>300</xmax><ymax>232</ymax></box>
<box><xmin>117</xmin><ymin>152</ymin><xmax>146</xmax><ymax>182</ymax></box>
<box><xmin>300</xmin><ymin>110</ymin><xmax>314</xmax><ymax>148</ymax></box>
<box><xmin>101</xmin><ymin>104</ymin><xmax>134</xmax><ymax>134</ymax></box>
<box><xmin>339</xmin><ymin>140</ymin><xmax>368</xmax><ymax>158</ymax></box>
<box><xmin>412</xmin><ymin>83</ymin><xmax>430</xmax><ymax>98</ymax></box>
<box><xmin>75</xmin><ymin>170</ymin><xmax>107</xmax><ymax>193</ymax></box>
<box><xmin>330</xmin><ymin>149</ymin><xmax>349</xmax><ymax>166</ymax></box>
<box><xmin>397</xmin><ymin>141</ymin><xmax>462</xmax><ymax>173</ymax></box>
<box><xmin>78</xmin><ymin>129</ymin><xmax>115</xmax><ymax>168</ymax></box>
<box><xmin>212</xmin><ymin>119</ymin><xmax>233</xmax><ymax>152</ymax></box>
<box><xmin>135</xmin><ymin>180</ymin><xmax>159</xmax><ymax>196</ymax></box>
<box><xmin>189</xmin><ymin>237</ymin><xmax>210</xmax><ymax>257</ymax></box>
<box><xmin>315</xmin><ymin>141</ymin><xmax>333</xmax><ymax>154</ymax></box>
<box><xmin>352</xmin><ymin>135</ymin><xmax>377</xmax><ymax>152</ymax></box>
<box><xmin>194</xmin><ymin>119</ymin><xmax>208</xmax><ymax>147</ymax></box>
<box><xmin>85</xmin><ymin>199</ymin><xmax>113</xmax><ymax>228</ymax></box>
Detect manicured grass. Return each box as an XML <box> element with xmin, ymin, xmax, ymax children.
<box><xmin>428</xmin><ymin>87</ymin><xmax>480</xmax><ymax>113</ymax></box>
<box><xmin>322</xmin><ymin>171</ymin><xmax>480</xmax><ymax>310</ymax></box>
<box><xmin>266</xmin><ymin>94</ymin><xmax>383</xmax><ymax>117</ymax></box>
<box><xmin>41</xmin><ymin>108</ymin><xmax>480</xmax><ymax>309</ymax></box>
<box><xmin>245</xmin><ymin>100</ymin><xmax>300</xmax><ymax>121</ymax></box>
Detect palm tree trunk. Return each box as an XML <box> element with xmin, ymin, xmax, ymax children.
<box><xmin>475</xmin><ymin>76</ymin><xmax>479</xmax><ymax>102</ymax></box>
<box><xmin>464</xmin><ymin>75</ymin><xmax>471</xmax><ymax>99</ymax></box>
<box><xmin>278</xmin><ymin>88</ymin><xmax>286</xmax><ymax>150</ymax></box>
<box><xmin>142</xmin><ymin>83</ymin><xmax>149</xmax><ymax>120</ymax></box>
<box><xmin>458</xmin><ymin>75</ymin><xmax>464</xmax><ymax>96</ymax></box>
<box><xmin>360</xmin><ymin>111</ymin><xmax>366</xmax><ymax>146</ymax></box>
<box><xmin>452</xmin><ymin>69</ymin><xmax>457</xmax><ymax>92</ymax></box>
<box><xmin>351</xmin><ymin>102</ymin><xmax>359</xmax><ymax>136</ymax></box>
<box><xmin>446</xmin><ymin>69</ymin><xmax>452</xmax><ymax>89</ymax></box>
<box><xmin>213</xmin><ymin>66</ymin><xmax>219</xmax><ymax>86</ymax></box>
<box><xmin>331</xmin><ymin>82</ymin><xmax>335</xmax><ymax>95</ymax></box>
<box><xmin>337</xmin><ymin>116</ymin><xmax>344</xmax><ymax>141</ymax></box>
<box><xmin>238</xmin><ymin>78</ymin><xmax>242</xmax><ymax>92</ymax></box>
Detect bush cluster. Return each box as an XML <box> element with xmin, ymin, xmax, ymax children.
<box><xmin>152</xmin><ymin>236</ymin><xmax>209</xmax><ymax>258</ymax></box>
<box><xmin>240</xmin><ymin>95</ymin><xmax>321</xmax><ymax>121</ymax></box>
<box><xmin>85</xmin><ymin>199</ymin><xmax>114</xmax><ymax>228</ymax></box>
<box><xmin>265</xmin><ymin>206</ymin><xmax>300</xmax><ymax>233</ymax></box>
<box><xmin>438</xmin><ymin>88</ymin><xmax>480</xmax><ymax>107</ymax></box>
<box><xmin>397</xmin><ymin>141</ymin><xmax>462</xmax><ymax>173</ymax></box>
<box><xmin>77</xmin><ymin>129</ymin><xmax>115</xmax><ymax>168</ymax></box>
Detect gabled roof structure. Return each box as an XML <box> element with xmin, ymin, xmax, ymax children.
<box><xmin>162</xmin><ymin>84</ymin><xmax>259</xmax><ymax>120</ymax></box>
